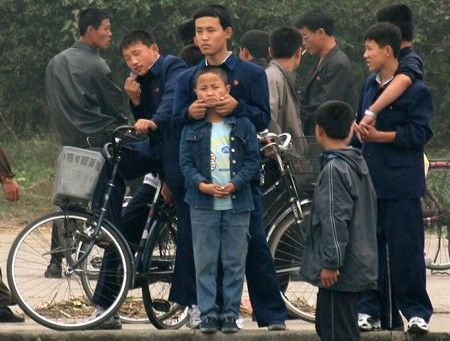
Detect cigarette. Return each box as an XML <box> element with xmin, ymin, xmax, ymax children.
<box><xmin>302</xmin><ymin>49</ymin><xmax>308</xmax><ymax>55</ymax></box>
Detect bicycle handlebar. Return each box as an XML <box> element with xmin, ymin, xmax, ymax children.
<box><xmin>258</xmin><ymin>130</ymin><xmax>292</xmax><ymax>154</ymax></box>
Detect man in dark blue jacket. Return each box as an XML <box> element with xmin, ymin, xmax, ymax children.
<box><xmin>91</xmin><ymin>30</ymin><xmax>187</xmax><ymax>329</ymax></box>
<box><xmin>170</xmin><ymin>4</ymin><xmax>286</xmax><ymax>330</ymax></box>
<box><xmin>356</xmin><ymin>22</ymin><xmax>433</xmax><ymax>334</ymax></box>
<box><xmin>356</xmin><ymin>4</ymin><xmax>424</xmax><ymax>139</ymax></box>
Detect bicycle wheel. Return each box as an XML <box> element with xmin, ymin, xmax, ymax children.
<box><xmin>423</xmin><ymin>161</ymin><xmax>450</xmax><ymax>271</ymax></box>
<box><xmin>142</xmin><ymin>214</ymin><xmax>188</xmax><ymax>329</ymax></box>
<box><xmin>268</xmin><ymin>206</ymin><xmax>316</xmax><ymax>322</ymax></box>
<box><xmin>77</xmin><ymin>242</ymin><xmax>149</xmax><ymax>323</ymax></box>
<box><xmin>7</xmin><ymin>211</ymin><xmax>133</xmax><ymax>330</ymax></box>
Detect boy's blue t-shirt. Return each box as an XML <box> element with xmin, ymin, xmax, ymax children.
<box><xmin>210</xmin><ymin>122</ymin><xmax>232</xmax><ymax>210</ymax></box>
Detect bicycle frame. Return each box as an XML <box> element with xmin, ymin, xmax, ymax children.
<box><xmin>259</xmin><ymin>132</ymin><xmax>311</xmax><ymax>237</ymax></box>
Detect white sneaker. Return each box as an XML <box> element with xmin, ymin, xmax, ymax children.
<box><xmin>187</xmin><ymin>305</ymin><xmax>201</xmax><ymax>329</ymax></box>
<box><xmin>236</xmin><ymin>317</ymin><xmax>244</xmax><ymax>329</ymax></box>
<box><xmin>358</xmin><ymin>313</ymin><xmax>381</xmax><ymax>331</ymax></box>
<box><xmin>408</xmin><ymin>316</ymin><xmax>429</xmax><ymax>333</ymax></box>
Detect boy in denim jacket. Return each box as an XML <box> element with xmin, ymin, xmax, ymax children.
<box><xmin>180</xmin><ymin>66</ymin><xmax>260</xmax><ymax>333</ymax></box>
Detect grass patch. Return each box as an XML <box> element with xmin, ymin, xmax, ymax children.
<box><xmin>0</xmin><ymin>136</ymin><xmax>60</xmax><ymax>227</ymax></box>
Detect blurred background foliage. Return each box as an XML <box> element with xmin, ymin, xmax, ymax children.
<box><xmin>0</xmin><ymin>0</ymin><xmax>448</xmax><ymax>221</ymax></box>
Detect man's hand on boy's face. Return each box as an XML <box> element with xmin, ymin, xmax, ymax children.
<box><xmin>214</xmin><ymin>95</ymin><xmax>238</xmax><ymax>116</ymax></box>
<box><xmin>320</xmin><ymin>268</ymin><xmax>339</xmax><ymax>288</ymax></box>
<box><xmin>188</xmin><ymin>99</ymin><xmax>208</xmax><ymax>120</ymax></box>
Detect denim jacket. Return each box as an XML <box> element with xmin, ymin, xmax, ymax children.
<box><xmin>180</xmin><ymin>115</ymin><xmax>260</xmax><ymax>212</ymax></box>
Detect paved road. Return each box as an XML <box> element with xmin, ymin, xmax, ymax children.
<box><xmin>1</xmin><ymin>229</ymin><xmax>449</xmax><ymax>333</ymax></box>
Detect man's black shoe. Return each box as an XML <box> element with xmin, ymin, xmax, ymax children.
<box><xmin>44</xmin><ymin>262</ymin><xmax>62</xmax><ymax>278</ymax></box>
<box><xmin>0</xmin><ymin>307</ymin><xmax>25</xmax><ymax>323</ymax></box>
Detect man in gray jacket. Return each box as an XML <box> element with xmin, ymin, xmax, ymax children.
<box><xmin>295</xmin><ymin>9</ymin><xmax>353</xmax><ymax>136</ymax></box>
<box><xmin>44</xmin><ymin>8</ymin><xmax>128</xmax><ymax>284</ymax></box>
<box><xmin>266</xmin><ymin>27</ymin><xmax>308</xmax><ymax>158</ymax></box>
<box><xmin>45</xmin><ymin>8</ymin><xmax>127</xmax><ymax>148</ymax></box>
<box><xmin>299</xmin><ymin>101</ymin><xmax>377</xmax><ymax>341</ymax></box>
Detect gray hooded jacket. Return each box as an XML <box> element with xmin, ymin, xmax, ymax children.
<box><xmin>299</xmin><ymin>147</ymin><xmax>378</xmax><ymax>292</ymax></box>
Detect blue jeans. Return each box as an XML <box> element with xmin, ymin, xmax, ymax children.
<box><xmin>190</xmin><ymin>208</ymin><xmax>250</xmax><ymax>320</ymax></box>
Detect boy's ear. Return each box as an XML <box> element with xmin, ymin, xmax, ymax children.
<box><xmin>225</xmin><ymin>84</ymin><xmax>231</xmax><ymax>93</ymax></box>
<box><xmin>268</xmin><ymin>47</ymin><xmax>273</xmax><ymax>59</ymax></box>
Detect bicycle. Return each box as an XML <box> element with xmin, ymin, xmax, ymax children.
<box><xmin>259</xmin><ymin>131</ymin><xmax>317</xmax><ymax>322</ymax></box>
<box><xmin>7</xmin><ymin>126</ymin><xmax>187</xmax><ymax>330</ymax></box>
<box><xmin>423</xmin><ymin>158</ymin><xmax>450</xmax><ymax>272</ymax></box>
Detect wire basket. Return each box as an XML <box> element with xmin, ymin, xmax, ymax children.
<box><xmin>51</xmin><ymin>146</ymin><xmax>105</xmax><ymax>207</ymax></box>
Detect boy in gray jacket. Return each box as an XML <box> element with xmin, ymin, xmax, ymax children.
<box><xmin>299</xmin><ymin>100</ymin><xmax>377</xmax><ymax>341</ymax></box>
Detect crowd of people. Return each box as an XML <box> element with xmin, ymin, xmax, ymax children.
<box><xmin>0</xmin><ymin>3</ymin><xmax>434</xmax><ymax>340</ymax></box>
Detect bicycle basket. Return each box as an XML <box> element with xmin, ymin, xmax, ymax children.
<box><xmin>51</xmin><ymin>146</ymin><xmax>105</xmax><ymax>207</ymax></box>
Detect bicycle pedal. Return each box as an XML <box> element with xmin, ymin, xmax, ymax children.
<box><xmin>152</xmin><ymin>299</ymin><xmax>171</xmax><ymax>312</ymax></box>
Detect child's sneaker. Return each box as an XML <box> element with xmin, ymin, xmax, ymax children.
<box><xmin>407</xmin><ymin>316</ymin><xmax>429</xmax><ymax>333</ymax></box>
<box><xmin>358</xmin><ymin>313</ymin><xmax>381</xmax><ymax>331</ymax></box>
<box><xmin>221</xmin><ymin>316</ymin><xmax>239</xmax><ymax>333</ymax></box>
<box><xmin>200</xmin><ymin>316</ymin><xmax>219</xmax><ymax>333</ymax></box>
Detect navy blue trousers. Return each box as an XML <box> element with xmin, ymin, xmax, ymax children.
<box><xmin>168</xmin><ymin>186</ymin><xmax>197</xmax><ymax>307</ymax></box>
<box><xmin>359</xmin><ymin>198</ymin><xmax>433</xmax><ymax>330</ymax></box>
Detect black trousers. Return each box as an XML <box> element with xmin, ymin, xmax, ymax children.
<box><xmin>316</xmin><ymin>288</ymin><xmax>360</xmax><ymax>341</ymax></box>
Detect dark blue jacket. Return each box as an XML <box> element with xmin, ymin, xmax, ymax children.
<box><xmin>395</xmin><ymin>46</ymin><xmax>424</xmax><ymax>83</ymax></box>
<box><xmin>166</xmin><ymin>53</ymin><xmax>270</xmax><ymax>190</ymax></box>
<box><xmin>130</xmin><ymin>54</ymin><xmax>187</xmax><ymax>134</ymax></box>
<box><xmin>179</xmin><ymin>115</ymin><xmax>260</xmax><ymax>212</ymax></box>
<box><xmin>130</xmin><ymin>55</ymin><xmax>187</xmax><ymax>178</ymax></box>
<box><xmin>356</xmin><ymin>75</ymin><xmax>433</xmax><ymax>199</ymax></box>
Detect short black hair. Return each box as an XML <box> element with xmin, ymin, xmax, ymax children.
<box><xmin>240</xmin><ymin>30</ymin><xmax>269</xmax><ymax>59</ymax></box>
<box><xmin>179</xmin><ymin>44</ymin><xmax>203</xmax><ymax>67</ymax></box>
<box><xmin>193</xmin><ymin>4</ymin><xmax>232</xmax><ymax>30</ymax></box>
<box><xmin>364</xmin><ymin>22</ymin><xmax>402</xmax><ymax>58</ymax></box>
<box><xmin>78</xmin><ymin>8</ymin><xmax>110</xmax><ymax>36</ymax></box>
<box><xmin>375</xmin><ymin>4</ymin><xmax>414</xmax><ymax>41</ymax></box>
<box><xmin>270</xmin><ymin>27</ymin><xmax>302</xmax><ymax>59</ymax></box>
<box><xmin>119</xmin><ymin>30</ymin><xmax>156</xmax><ymax>52</ymax></box>
<box><xmin>315</xmin><ymin>100</ymin><xmax>354</xmax><ymax>139</ymax></box>
<box><xmin>177</xmin><ymin>18</ymin><xmax>196</xmax><ymax>45</ymax></box>
<box><xmin>194</xmin><ymin>66</ymin><xmax>228</xmax><ymax>87</ymax></box>
<box><xmin>295</xmin><ymin>9</ymin><xmax>334</xmax><ymax>36</ymax></box>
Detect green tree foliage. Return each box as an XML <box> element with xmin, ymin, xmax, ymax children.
<box><xmin>0</xmin><ymin>0</ymin><xmax>448</xmax><ymax>145</ymax></box>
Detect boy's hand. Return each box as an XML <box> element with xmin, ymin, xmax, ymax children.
<box><xmin>214</xmin><ymin>95</ymin><xmax>238</xmax><ymax>116</ymax></box>
<box><xmin>320</xmin><ymin>268</ymin><xmax>339</xmax><ymax>288</ymax></box>
<box><xmin>222</xmin><ymin>182</ymin><xmax>236</xmax><ymax>194</ymax></box>
<box><xmin>198</xmin><ymin>182</ymin><xmax>230</xmax><ymax>197</ymax></box>
<box><xmin>134</xmin><ymin>119</ymin><xmax>157</xmax><ymax>134</ymax></box>
<box><xmin>188</xmin><ymin>99</ymin><xmax>208</xmax><ymax>120</ymax></box>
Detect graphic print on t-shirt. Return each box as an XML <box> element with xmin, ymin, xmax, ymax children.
<box><xmin>210</xmin><ymin>122</ymin><xmax>232</xmax><ymax>210</ymax></box>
